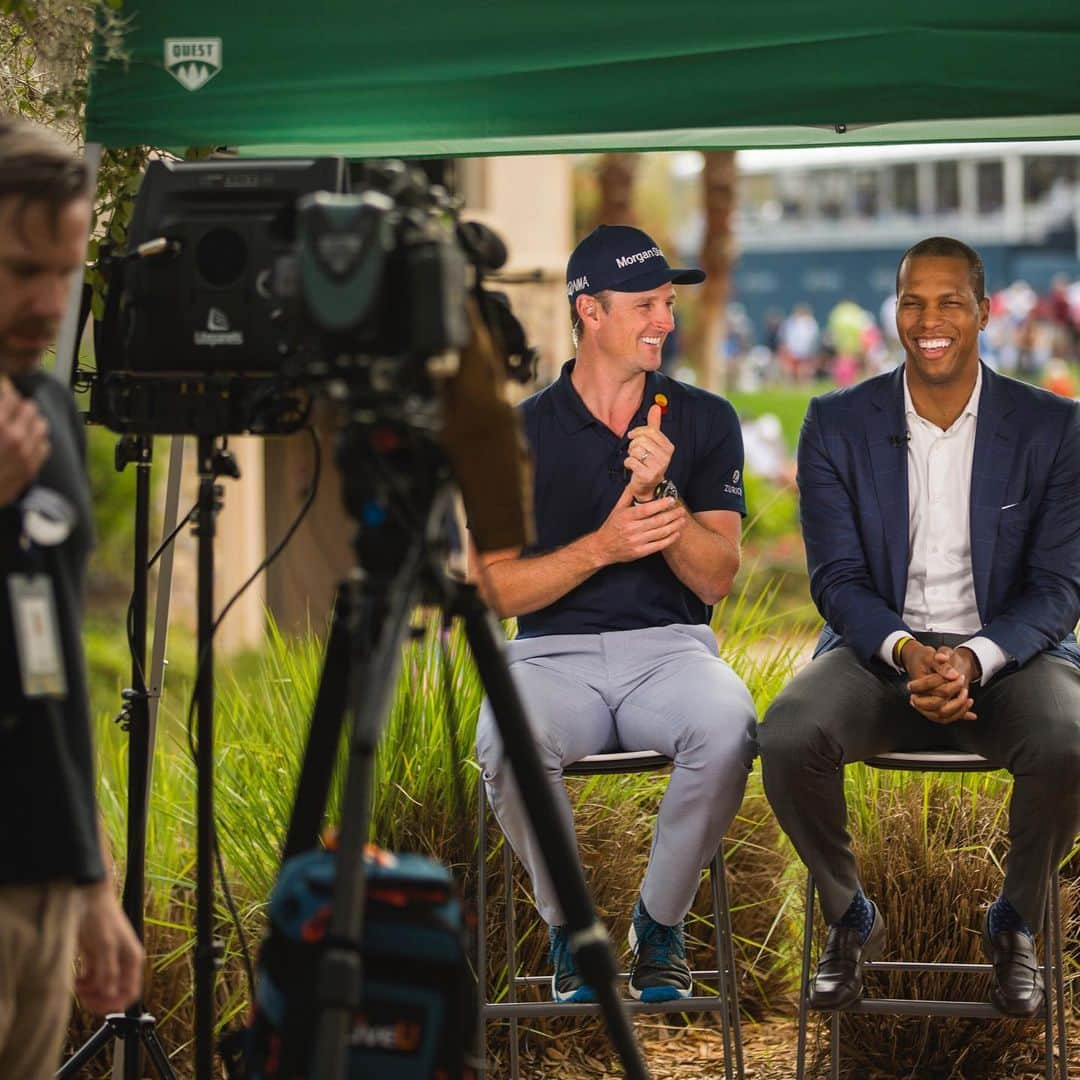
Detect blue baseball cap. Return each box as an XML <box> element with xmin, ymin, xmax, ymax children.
<box><xmin>566</xmin><ymin>224</ymin><xmax>705</xmax><ymax>304</ymax></box>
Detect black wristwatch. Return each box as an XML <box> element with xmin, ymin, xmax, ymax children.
<box><xmin>633</xmin><ymin>478</ymin><xmax>679</xmax><ymax>505</ymax></box>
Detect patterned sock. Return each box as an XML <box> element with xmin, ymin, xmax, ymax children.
<box><xmin>987</xmin><ymin>894</ymin><xmax>1033</xmax><ymax>939</ymax></box>
<box><xmin>835</xmin><ymin>886</ymin><xmax>875</xmax><ymax>943</ymax></box>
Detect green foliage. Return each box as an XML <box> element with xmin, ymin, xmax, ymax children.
<box><xmin>85</xmin><ymin>582</ymin><xmax>1076</xmax><ymax>1076</ymax></box>
<box><xmin>0</xmin><ymin>2</ymin><xmax>150</xmax><ymax>320</ymax></box>
<box><xmin>742</xmin><ymin>469</ymin><xmax>800</xmax><ymax>541</ymax></box>
<box><xmin>83</xmin><ymin>423</ymin><xmax>137</xmax><ymax>591</ymax></box>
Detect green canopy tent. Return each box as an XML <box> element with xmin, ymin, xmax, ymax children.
<box><xmin>86</xmin><ymin>1</ymin><xmax>1080</xmax><ymax>156</ymax></box>
<box><xmin>63</xmin><ymin>0</ymin><xmax>1080</xmax><ymax>375</ymax></box>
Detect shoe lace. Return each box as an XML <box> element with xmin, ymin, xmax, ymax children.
<box><xmin>549</xmin><ymin>928</ymin><xmax>577</xmax><ymax>976</ymax></box>
<box><xmin>637</xmin><ymin>918</ymin><xmax>685</xmax><ymax>965</ymax></box>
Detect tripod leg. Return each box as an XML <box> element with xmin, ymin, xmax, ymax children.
<box><xmin>194</xmin><ymin>438</ymin><xmax>221</xmax><ymax>1080</ymax></box>
<box><xmin>309</xmin><ymin>548</ymin><xmax>428</xmax><ymax>1080</ymax></box>
<box><xmin>141</xmin><ymin>1025</ymin><xmax>176</xmax><ymax>1079</ymax></box>
<box><xmin>459</xmin><ymin>589</ymin><xmax>650</xmax><ymax>1080</ymax></box>
<box><xmin>281</xmin><ymin>583</ymin><xmax>356</xmax><ymax>861</ymax></box>
<box><xmin>56</xmin><ymin>1020</ymin><xmax>115</xmax><ymax>1078</ymax></box>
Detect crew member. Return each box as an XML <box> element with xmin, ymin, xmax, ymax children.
<box><xmin>0</xmin><ymin>118</ymin><xmax>143</xmax><ymax>1080</ymax></box>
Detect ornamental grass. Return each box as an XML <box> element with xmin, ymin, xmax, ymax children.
<box><xmin>75</xmin><ymin>587</ymin><xmax>1077</xmax><ymax>1079</ymax></box>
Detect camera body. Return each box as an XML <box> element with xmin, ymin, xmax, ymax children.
<box><xmin>286</xmin><ymin>190</ymin><xmax>469</xmax><ymax>370</ymax></box>
<box><xmin>87</xmin><ymin>157</ymin><xmax>529</xmax><ymax>436</ymax></box>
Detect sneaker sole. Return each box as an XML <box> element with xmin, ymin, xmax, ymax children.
<box><xmin>627</xmin><ymin>924</ymin><xmax>692</xmax><ymax>1001</ymax></box>
<box><xmin>551</xmin><ymin>974</ymin><xmax>597</xmax><ymax>1004</ymax></box>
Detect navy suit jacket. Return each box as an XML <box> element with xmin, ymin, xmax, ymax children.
<box><xmin>799</xmin><ymin>363</ymin><xmax>1080</xmax><ymax>674</ymax></box>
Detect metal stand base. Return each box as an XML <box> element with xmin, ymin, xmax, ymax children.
<box><xmin>58</xmin><ymin>1012</ymin><xmax>173</xmax><ymax>1079</ymax></box>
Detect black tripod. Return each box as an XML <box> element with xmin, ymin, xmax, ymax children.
<box><xmin>59</xmin><ymin>435</ymin><xmax>175</xmax><ymax>1080</ymax></box>
<box><xmin>280</xmin><ymin>414</ymin><xmax>651</xmax><ymax>1080</ymax></box>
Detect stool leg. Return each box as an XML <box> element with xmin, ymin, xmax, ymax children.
<box><xmin>1044</xmin><ymin>878</ymin><xmax>1054</xmax><ymax>1080</ymax></box>
<box><xmin>503</xmin><ymin>835</ymin><xmax>520</xmax><ymax>1080</ymax></box>
<box><xmin>710</xmin><ymin>853</ymin><xmax>734</xmax><ymax>1080</ymax></box>
<box><xmin>477</xmin><ymin>779</ymin><xmax>488</xmax><ymax>1076</ymax></box>
<box><xmin>1051</xmin><ymin>866</ymin><xmax>1068</xmax><ymax>1080</ymax></box>
<box><xmin>713</xmin><ymin>845</ymin><xmax>745</xmax><ymax>1079</ymax></box>
<box><xmin>830</xmin><ymin>1011</ymin><xmax>840</xmax><ymax>1080</ymax></box>
<box><xmin>796</xmin><ymin>874</ymin><xmax>815</xmax><ymax>1080</ymax></box>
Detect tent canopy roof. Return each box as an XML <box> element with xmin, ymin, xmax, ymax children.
<box><xmin>87</xmin><ymin>3</ymin><xmax>1080</xmax><ymax>156</ymax></box>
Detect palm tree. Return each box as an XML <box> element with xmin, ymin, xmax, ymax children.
<box><xmin>686</xmin><ymin>150</ymin><xmax>737</xmax><ymax>392</ymax></box>
<box><xmin>594</xmin><ymin>152</ymin><xmax>640</xmax><ymax>227</ymax></box>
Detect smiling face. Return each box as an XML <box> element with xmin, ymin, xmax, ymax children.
<box><xmin>895</xmin><ymin>254</ymin><xmax>988</xmax><ymax>392</ymax></box>
<box><xmin>579</xmin><ymin>283</ymin><xmax>676</xmax><ymax>373</ymax></box>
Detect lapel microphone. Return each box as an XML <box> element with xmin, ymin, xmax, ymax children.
<box><xmin>888</xmin><ymin>432</ymin><xmax>911</xmax><ymax>448</ymax></box>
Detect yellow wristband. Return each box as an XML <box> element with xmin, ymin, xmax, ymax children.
<box><xmin>892</xmin><ymin>635</ymin><xmax>914</xmax><ymax>667</ymax></box>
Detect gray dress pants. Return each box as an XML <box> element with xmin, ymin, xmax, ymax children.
<box><xmin>475</xmin><ymin>624</ymin><xmax>758</xmax><ymax>927</ymax></box>
<box><xmin>759</xmin><ymin>641</ymin><xmax>1080</xmax><ymax>927</ymax></box>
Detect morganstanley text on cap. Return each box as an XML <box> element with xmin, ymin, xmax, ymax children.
<box><xmin>566</xmin><ymin>225</ymin><xmax>705</xmax><ymax>302</ymax></box>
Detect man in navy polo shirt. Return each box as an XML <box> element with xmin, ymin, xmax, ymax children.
<box><xmin>475</xmin><ymin>225</ymin><xmax>757</xmax><ymax>1003</ymax></box>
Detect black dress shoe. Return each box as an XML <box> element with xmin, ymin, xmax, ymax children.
<box><xmin>808</xmin><ymin>901</ymin><xmax>885</xmax><ymax>1011</ymax></box>
<box><xmin>982</xmin><ymin>922</ymin><xmax>1045</xmax><ymax>1017</ymax></box>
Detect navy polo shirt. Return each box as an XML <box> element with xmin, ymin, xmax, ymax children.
<box><xmin>516</xmin><ymin>359</ymin><xmax>746</xmax><ymax>639</ymax></box>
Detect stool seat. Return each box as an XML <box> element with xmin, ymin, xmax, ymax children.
<box><xmin>564</xmin><ymin>750</ymin><xmax>672</xmax><ymax>775</ymax></box>
<box><xmin>478</xmin><ymin>747</ymin><xmax>744</xmax><ymax>1079</ymax></box>
<box><xmin>796</xmin><ymin>748</ymin><xmax>1068</xmax><ymax>1080</ymax></box>
<box><xmin>865</xmin><ymin>750</ymin><xmax>997</xmax><ymax>772</ymax></box>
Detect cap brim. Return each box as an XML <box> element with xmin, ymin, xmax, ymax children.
<box><xmin>608</xmin><ymin>265</ymin><xmax>706</xmax><ymax>292</ymax></box>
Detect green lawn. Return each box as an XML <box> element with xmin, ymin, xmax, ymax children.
<box><xmin>726</xmin><ymin>382</ymin><xmax>826</xmax><ymax>451</ymax></box>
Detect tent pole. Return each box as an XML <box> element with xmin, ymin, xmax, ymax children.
<box><xmin>55</xmin><ymin>141</ymin><xmax>102</xmax><ymax>391</ymax></box>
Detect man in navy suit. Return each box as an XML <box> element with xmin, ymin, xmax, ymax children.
<box><xmin>760</xmin><ymin>237</ymin><xmax>1080</xmax><ymax>1017</ymax></box>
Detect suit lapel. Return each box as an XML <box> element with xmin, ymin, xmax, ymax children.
<box><xmin>866</xmin><ymin>366</ymin><xmax>909</xmax><ymax>611</ymax></box>
<box><xmin>970</xmin><ymin>364</ymin><xmax>1017</xmax><ymax>620</ymax></box>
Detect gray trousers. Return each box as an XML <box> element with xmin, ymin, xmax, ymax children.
<box><xmin>759</xmin><ymin>641</ymin><xmax>1080</xmax><ymax>927</ymax></box>
<box><xmin>476</xmin><ymin>624</ymin><xmax>758</xmax><ymax>927</ymax></box>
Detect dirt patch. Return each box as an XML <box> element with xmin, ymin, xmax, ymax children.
<box><xmin>520</xmin><ymin>1014</ymin><xmax>1080</xmax><ymax>1078</ymax></box>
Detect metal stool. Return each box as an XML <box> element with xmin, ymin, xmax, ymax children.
<box><xmin>795</xmin><ymin>750</ymin><xmax>1069</xmax><ymax>1080</ymax></box>
<box><xmin>477</xmin><ymin>749</ymin><xmax>745</xmax><ymax>1079</ymax></box>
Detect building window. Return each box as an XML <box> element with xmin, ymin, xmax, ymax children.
<box><xmin>854</xmin><ymin>170</ymin><xmax>879</xmax><ymax>217</ymax></box>
<box><xmin>891</xmin><ymin>164</ymin><xmax>917</xmax><ymax>215</ymax></box>
<box><xmin>977</xmin><ymin>161</ymin><xmax>1004</xmax><ymax>214</ymax></box>
<box><xmin>1023</xmin><ymin>155</ymin><xmax>1077</xmax><ymax>205</ymax></box>
<box><xmin>934</xmin><ymin>161</ymin><xmax>960</xmax><ymax>213</ymax></box>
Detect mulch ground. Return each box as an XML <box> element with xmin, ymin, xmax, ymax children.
<box><xmin>518</xmin><ymin>1014</ymin><xmax>1080</xmax><ymax>1078</ymax></box>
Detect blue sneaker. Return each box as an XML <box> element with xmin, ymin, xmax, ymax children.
<box><xmin>548</xmin><ymin>925</ymin><xmax>597</xmax><ymax>1003</ymax></box>
<box><xmin>628</xmin><ymin>898</ymin><xmax>692</xmax><ymax>1002</ymax></box>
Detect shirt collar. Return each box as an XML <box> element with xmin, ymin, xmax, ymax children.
<box><xmin>903</xmin><ymin>363</ymin><xmax>983</xmax><ymax>430</ymax></box>
<box><xmin>551</xmin><ymin>358</ymin><xmax>662</xmax><ymax>436</ymax></box>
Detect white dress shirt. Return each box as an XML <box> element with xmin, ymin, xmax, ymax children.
<box><xmin>879</xmin><ymin>367</ymin><xmax>1009</xmax><ymax>680</ymax></box>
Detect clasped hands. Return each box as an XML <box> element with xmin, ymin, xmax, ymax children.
<box><xmin>901</xmin><ymin>641</ymin><xmax>982</xmax><ymax>724</ymax></box>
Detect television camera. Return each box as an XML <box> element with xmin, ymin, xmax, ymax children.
<box><xmin>86</xmin><ymin>156</ymin><xmax>537</xmax><ymax>437</ymax></box>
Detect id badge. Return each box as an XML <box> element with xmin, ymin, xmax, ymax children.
<box><xmin>7</xmin><ymin>573</ymin><xmax>67</xmax><ymax>699</ymax></box>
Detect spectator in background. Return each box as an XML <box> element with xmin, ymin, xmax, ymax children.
<box><xmin>778</xmin><ymin>303</ymin><xmax>820</xmax><ymax>383</ymax></box>
<box><xmin>826</xmin><ymin>298</ymin><xmax>873</xmax><ymax>386</ymax></box>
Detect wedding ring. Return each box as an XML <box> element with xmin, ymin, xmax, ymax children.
<box><xmin>640</xmin><ymin>448</ymin><xmax>650</xmax><ymax>464</ymax></box>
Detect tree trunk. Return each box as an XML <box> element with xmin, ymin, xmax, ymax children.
<box><xmin>687</xmin><ymin>150</ymin><xmax>737</xmax><ymax>392</ymax></box>
<box><xmin>594</xmin><ymin>152</ymin><xmax>640</xmax><ymax>226</ymax></box>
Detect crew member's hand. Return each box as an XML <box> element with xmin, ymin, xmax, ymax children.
<box><xmin>74</xmin><ymin>884</ymin><xmax>145</xmax><ymax>1015</ymax></box>
<box><xmin>592</xmin><ymin>484</ymin><xmax>687</xmax><ymax>564</ymax></box>
<box><xmin>0</xmin><ymin>375</ymin><xmax>50</xmax><ymax>507</ymax></box>
<box><xmin>904</xmin><ymin>642</ymin><xmax>976</xmax><ymax>724</ymax></box>
<box><xmin>625</xmin><ymin>404</ymin><xmax>674</xmax><ymax>500</ymax></box>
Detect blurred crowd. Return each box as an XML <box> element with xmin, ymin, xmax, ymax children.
<box><xmin>720</xmin><ymin>273</ymin><xmax>1080</xmax><ymax>399</ymax></box>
